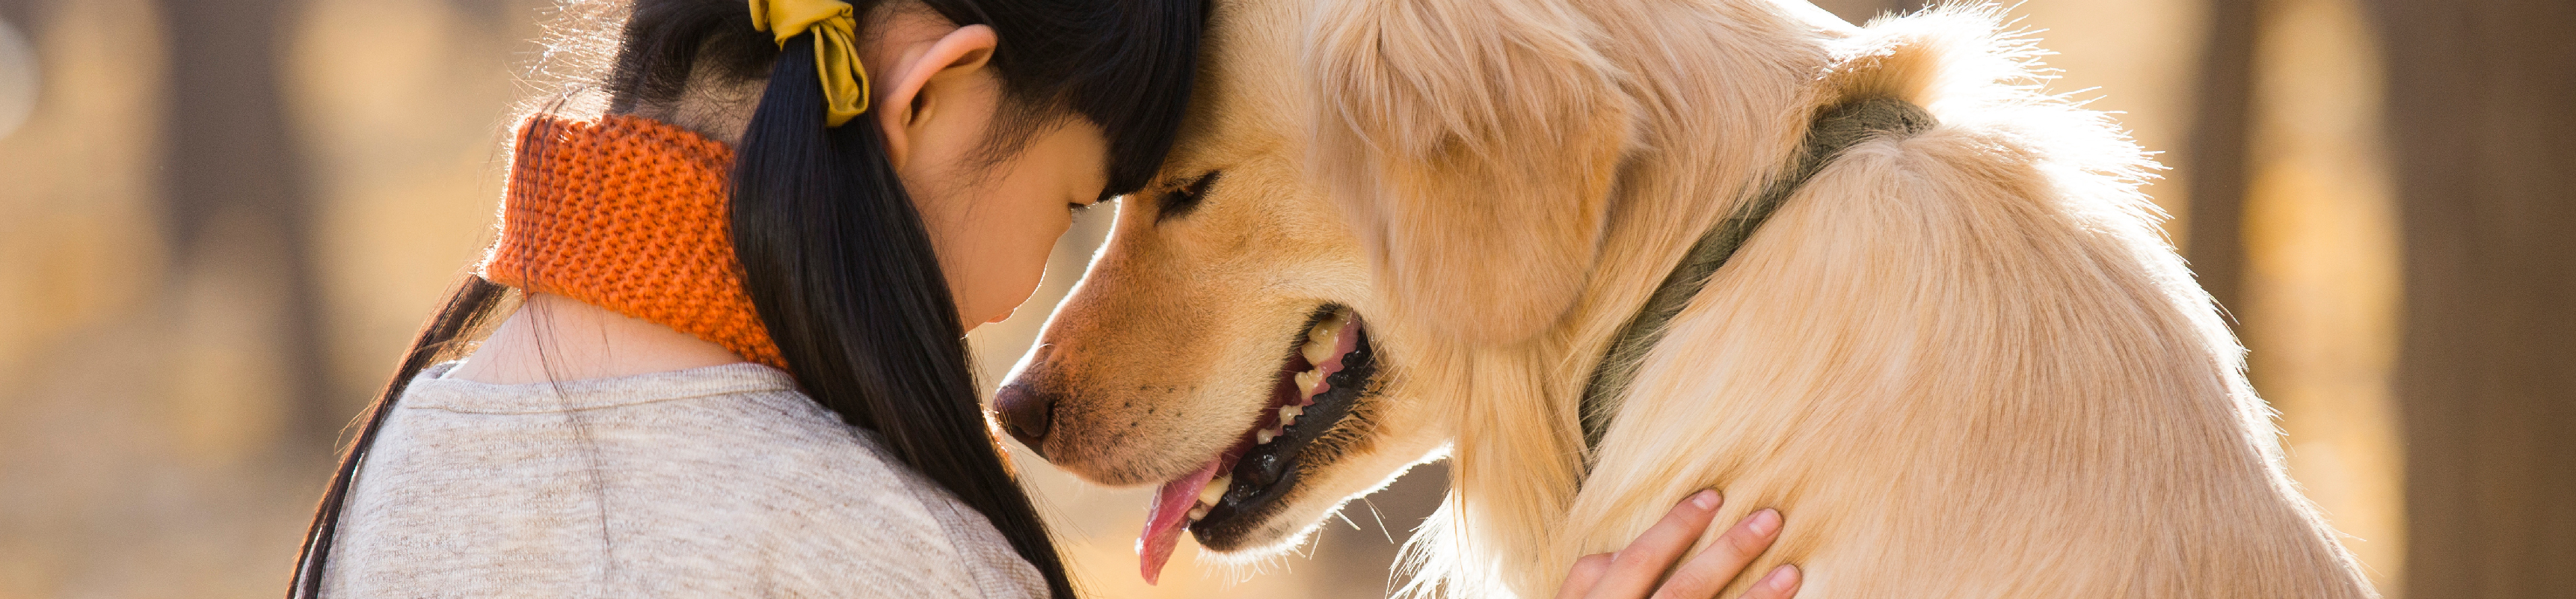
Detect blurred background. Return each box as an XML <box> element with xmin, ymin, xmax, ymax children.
<box><xmin>0</xmin><ymin>0</ymin><xmax>2566</xmax><ymax>596</ymax></box>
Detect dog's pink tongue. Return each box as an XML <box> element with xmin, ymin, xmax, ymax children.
<box><xmin>1137</xmin><ymin>459</ymin><xmax>1222</xmax><ymax>585</ymax></box>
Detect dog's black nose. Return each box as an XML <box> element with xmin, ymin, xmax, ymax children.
<box><xmin>992</xmin><ymin>383</ymin><xmax>1054</xmax><ymax>455</ymax></box>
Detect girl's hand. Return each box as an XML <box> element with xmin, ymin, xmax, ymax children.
<box><xmin>1555</xmin><ymin>490</ymin><xmax>1801</xmax><ymax>599</ymax></box>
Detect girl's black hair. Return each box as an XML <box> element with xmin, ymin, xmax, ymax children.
<box><xmin>289</xmin><ymin>1</ymin><xmax>1202</xmax><ymax>597</ymax></box>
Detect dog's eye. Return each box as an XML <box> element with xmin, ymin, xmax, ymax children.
<box><xmin>1155</xmin><ymin>172</ymin><xmax>1220</xmax><ymax>222</ymax></box>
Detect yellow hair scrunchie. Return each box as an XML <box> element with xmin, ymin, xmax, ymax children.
<box><xmin>750</xmin><ymin>0</ymin><xmax>871</xmax><ymax>126</ymax></box>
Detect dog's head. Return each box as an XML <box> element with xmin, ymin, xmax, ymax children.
<box><xmin>995</xmin><ymin>0</ymin><xmax>1646</xmax><ymax>574</ymax></box>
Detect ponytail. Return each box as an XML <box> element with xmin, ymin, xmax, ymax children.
<box><xmin>731</xmin><ymin>40</ymin><xmax>1079</xmax><ymax>598</ymax></box>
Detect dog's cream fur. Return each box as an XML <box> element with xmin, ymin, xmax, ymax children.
<box><xmin>1005</xmin><ymin>1</ymin><xmax>2378</xmax><ymax>598</ymax></box>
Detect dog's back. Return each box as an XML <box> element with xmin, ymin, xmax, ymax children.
<box><xmin>1306</xmin><ymin>4</ymin><xmax>2378</xmax><ymax>598</ymax></box>
<box><xmin>1568</xmin><ymin>13</ymin><xmax>2373</xmax><ymax>599</ymax></box>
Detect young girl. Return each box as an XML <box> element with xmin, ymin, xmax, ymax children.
<box><xmin>288</xmin><ymin>0</ymin><xmax>1801</xmax><ymax>597</ymax></box>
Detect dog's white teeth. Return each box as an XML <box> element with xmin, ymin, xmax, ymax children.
<box><xmin>1279</xmin><ymin>404</ymin><xmax>1302</xmax><ymax>426</ymax></box>
<box><xmin>1187</xmin><ymin>505</ymin><xmax>1210</xmax><ymax>520</ymax></box>
<box><xmin>1301</xmin><ymin>337</ymin><xmax>1337</xmax><ymax>366</ymax></box>
<box><xmin>1200</xmin><ymin>476</ymin><xmax>1230</xmax><ymax>506</ymax></box>
<box><xmin>1295</xmin><ymin>369</ymin><xmax>1325</xmax><ymax>396</ymax></box>
<box><xmin>1306</xmin><ymin>324</ymin><xmax>1338</xmax><ymax>346</ymax></box>
<box><xmin>1305</xmin><ymin>310</ymin><xmax>1349</xmax><ymax>353</ymax></box>
<box><xmin>1255</xmin><ymin>428</ymin><xmax>1277</xmax><ymax>444</ymax></box>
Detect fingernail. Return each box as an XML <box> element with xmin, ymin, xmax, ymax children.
<box><xmin>1690</xmin><ymin>490</ymin><xmax>1721</xmax><ymax>510</ymax></box>
<box><xmin>1760</xmin><ymin>565</ymin><xmax>1800</xmax><ymax>592</ymax></box>
<box><xmin>1747</xmin><ymin>509</ymin><xmax>1780</xmax><ymax>535</ymax></box>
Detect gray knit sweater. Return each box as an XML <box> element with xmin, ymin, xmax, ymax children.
<box><xmin>321</xmin><ymin>362</ymin><xmax>1048</xmax><ymax>598</ymax></box>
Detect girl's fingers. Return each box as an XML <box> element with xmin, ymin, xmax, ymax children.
<box><xmin>1582</xmin><ymin>490</ymin><xmax>1725</xmax><ymax>599</ymax></box>
<box><xmin>1556</xmin><ymin>553</ymin><xmax>1615</xmax><ymax>599</ymax></box>
<box><xmin>1737</xmin><ymin>565</ymin><xmax>1804</xmax><ymax>599</ymax></box>
<box><xmin>1648</xmin><ymin>509</ymin><xmax>1784</xmax><ymax>599</ymax></box>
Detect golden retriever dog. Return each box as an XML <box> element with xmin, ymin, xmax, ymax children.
<box><xmin>995</xmin><ymin>1</ymin><xmax>2379</xmax><ymax>597</ymax></box>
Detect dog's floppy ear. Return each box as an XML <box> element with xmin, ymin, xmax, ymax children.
<box><xmin>1307</xmin><ymin>0</ymin><xmax>1634</xmax><ymax>345</ymax></box>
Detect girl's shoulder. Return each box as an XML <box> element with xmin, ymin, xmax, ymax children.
<box><xmin>329</xmin><ymin>363</ymin><xmax>1045</xmax><ymax>598</ymax></box>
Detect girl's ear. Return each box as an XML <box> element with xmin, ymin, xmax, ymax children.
<box><xmin>1307</xmin><ymin>0</ymin><xmax>1635</xmax><ymax>345</ymax></box>
<box><xmin>873</xmin><ymin>22</ymin><xmax>999</xmax><ymax>168</ymax></box>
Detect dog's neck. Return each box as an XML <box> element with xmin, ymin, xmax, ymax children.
<box><xmin>1579</xmin><ymin>97</ymin><xmax>1939</xmax><ymax>452</ymax></box>
<box><xmin>1404</xmin><ymin>2</ymin><xmax>1871</xmax><ymax>595</ymax></box>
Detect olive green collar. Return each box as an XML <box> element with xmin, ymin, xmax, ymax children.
<box><xmin>1579</xmin><ymin>97</ymin><xmax>1938</xmax><ymax>455</ymax></box>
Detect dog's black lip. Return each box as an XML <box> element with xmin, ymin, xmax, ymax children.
<box><xmin>1190</xmin><ymin>305</ymin><xmax>1376</xmax><ymax>544</ymax></box>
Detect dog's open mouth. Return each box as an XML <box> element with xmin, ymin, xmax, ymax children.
<box><xmin>1134</xmin><ymin>305</ymin><xmax>1377</xmax><ymax>584</ymax></box>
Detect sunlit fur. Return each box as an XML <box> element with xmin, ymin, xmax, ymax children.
<box><xmin>1011</xmin><ymin>1</ymin><xmax>2379</xmax><ymax>598</ymax></box>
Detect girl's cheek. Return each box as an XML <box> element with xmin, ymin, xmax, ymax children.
<box><xmin>971</xmin><ymin>218</ymin><xmax>1060</xmax><ymax>326</ymax></box>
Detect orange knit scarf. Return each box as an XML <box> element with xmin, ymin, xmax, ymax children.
<box><xmin>481</xmin><ymin>114</ymin><xmax>786</xmax><ymax>369</ymax></box>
